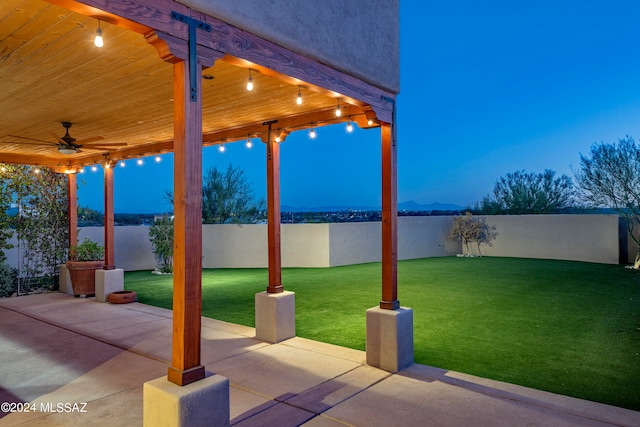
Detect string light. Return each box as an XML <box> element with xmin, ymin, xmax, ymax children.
<box><xmin>119</xmin><ymin>161</ymin><xmax>125</xmax><ymax>167</ymax></box>
<box><xmin>137</xmin><ymin>159</ymin><xmax>144</xmax><ymax>166</ymax></box>
<box><xmin>367</xmin><ymin>119</ymin><xmax>373</xmax><ymax>126</ymax></box>
<box><xmin>246</xmin><ymin>139</ymin><xmax>253</xmax><ymax>149</ymax></box>
<box><xmin>296</xmin><ymin>86</ymin><xmax>302</xmax><ymax>105</ymax></box>
<box><xmin>309</xmin><ymin>128</ymin><xmax>317</xmax><ymax>139</ymax></box>
<box><xmin>91</xmin><ymin>165</ymin><xmax>98</xmax><ymax>172</ymax></box>
<box><xmin>155</xmin><ymin>155</ymin><xmax>161</xmax><ymax>163</ymax></box>
<box><xmin>246</xmin><ymin>70</ymin><xmax>254</xmax><ymax>91</ymax></box>
<box><xmin>94</xmin><ymin>20</ymin><xmax>104</xmax><ymax>48</ymax></box>
<box><xmin>335</xmin><ymin>99</ymin><xmax>341</xmax><ymax>117</ymax></box>
<box><xmin>34</xmin><ymin>167</ymin><xmax>41</xmax><ymax>174</ymax></box>
<box><xmin>219</xmin><ymin>144</ymin><xmax>226</xmax><ymax>152</ymax></box>
<box><xmin>346</xmin><ymin>119</ymin><xmax>354</xmax><ymax>133</ymax></box>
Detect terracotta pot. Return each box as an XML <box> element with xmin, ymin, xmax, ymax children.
<box><xmin>108</xmin><ymin>290</ymin><xmax>138</xmax><ymax>304</ymax></box>
<box><xmin>66</xmin><ymin>260</ymin><xmax>104</xmax><ymax>296</ymax></box>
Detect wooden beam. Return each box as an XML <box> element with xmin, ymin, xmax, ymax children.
<box><xmin>265</xmin><ymin>126</ymin><xmax>283</xmax><ymax>294</ymax></box>
<box><xmin>380</xmin><ymin>121</ymin><xmax>399</xmax><ymax>310</ymax></box>
<box><xmin>103</xmin><ymin>165</ymin><xmax>115</xmax><ymax>269</ymax></box>
<box><xmin>167</xmin><ymin>59</ymin><xmax>205</xmax><ymax>386</ymax></box>
<box><xmin>67</xmin><ymin>173</ymin><xmax>77</xmax><ymax>248</ymax></box>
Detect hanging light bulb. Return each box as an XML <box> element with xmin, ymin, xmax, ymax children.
<box><xmin>119</xmin><ymin>161</ymin><xmax>125</xmax><ymax>167</ymax></box>
<box><xmin>246</xmin><ymin>139</ymin><xmax>253</xmax><ymax>149</ymax></box>
<box><xmin>137</xmin><ymin>159</ymin><xmax>144</xmax><ymax>166</ymax></box>
<box><xmin>309</xmin><ymin>128</ymin><xmax>317</xmax><ymax>139</ymax></box>
<box><xmin>219</xmin><ymin>144</ymin><xmax>226</xmax><ymax>152</ymax></box>
<box><xmin>94</xmin><ymin>20</ymin><xmax>104</xmax><ymax>48</ymax></box>
<box><xmin>155</xmin><ymin>155</ymin><xmax>162</xmax><ymax>163</ymax></box>
<box><xmin>246</xmin><ymin>70</ymin><xmax>254</xmax><ymax>91</ymax></box>
<box><xmin>34</xmin><ymin>167</ymin><xmax>41</xmax><ymax>174</ymax></box>
<box><xmin>296</xmin><ymin>86</ymin><xmax>302</xmax><ymax>105</ymax></box>
<box><xmin>275</xmin><ymin>135</ymin><xmax>281</xmax><ymax>143</ymax></box>
<box><xmin>335</xmin><ymin>99</ymin><xmax>342</xmax><ymax>117</ymax></box>
<box><xmin>367</xmin><ymin>119</ymin><xmax>373</xmax><ymax>126</ymax></box>
<box><xmin>78</xmin><ymin>168</ymin><xmax>85</xmax><ymax>174</ymax></box>
<box><xmin>91</xmin><ymin>165</ymin><xmax>98</xmax><ymax>172</ymax></box>
<box><xmin>346</xmin><ymin>119</ymin><xmax>354</xmax><ymax>133</ymax></box>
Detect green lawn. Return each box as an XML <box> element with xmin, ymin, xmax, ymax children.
<box><xmin>124</xmin><ymin>257</ymin><xmax>640</xmax><ymax>410</ymax></box>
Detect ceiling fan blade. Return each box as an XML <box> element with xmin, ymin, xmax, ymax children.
<box><xmin>48</xmin><ymin>132</ymin><xmax>67</xmax><ymax>145</ymax></box>
<box><xmin>7</xmin><ymin>134</ymin><xmax>56</xmax><ymax>145</ymax></box>
<box><xmin>74</xmin><ymin>136</ymin><xmax>104</xmax><ymax>145</ymax></box>
<box><xmin>82</xmin><ymin>145</ymin><xmax>122</xmax><ymax>151</ymax></box>
<box><xmin>83</xmin><ymin>141</ymin><xmax>128</xmax><ymax>147</ymax></box>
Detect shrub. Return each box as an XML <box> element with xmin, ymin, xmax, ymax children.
<box><xmin>0</xmin><ymin>262</ymin><xmax>18</xmax><ymax>298</ymax></box>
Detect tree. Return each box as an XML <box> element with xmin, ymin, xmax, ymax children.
<box><xmin>449</xmin><ymin>212</ymin><xmax>498</xmax><ymax>256</ymax></box>
<box><xmin>0</xmin><ymin>165</ymin><xmax>68</xmax><ymax>294</ymax></box>
<box><xmin>480</xmin><ymin>169</ymin><xmax>574</xmax><ymax>214</ymax></box>
<box><xmin>164</xmin><ymin>164</ymin><xmax>264</xmax><ymax>224</ymax></box>
<box><xmin>148</xmin><ymin>216</ymin><xmax>174</xmax><ymax>273</ymax></box>
<box><xmin>574</xmin><ymin>136</ymin><xmax>640</xmax><ymax>269</ymax></box>
<box><xmin>202</xmin><ymin>164</ymin><xmax>265</xmax><ymax>224</ymax></box>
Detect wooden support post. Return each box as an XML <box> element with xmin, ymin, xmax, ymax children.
<box><xmin>67</xmin><ymin>173</ymin><xmax>77</xmax><ymax>248</ymax></box>
<box><xmin>266</xmin><ymin>126</ymin><xmax>283</xmax><ymax>293</ymax></box>
<box><xmin>380</xmin><ymin>121</ymin><xmax>399</xmax><ymax>310</ymax></box>
<box><xmin>168</xmin><ymin>58</ymin><xmax>205</xmax><ymax>386</ymax></box>
<box><xmin>103</xmin><ymin>165</ymin><xmax>116</xmax><ymax>270</ymax></box>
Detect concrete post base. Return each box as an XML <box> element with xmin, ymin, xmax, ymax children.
<box><xmin>58</xmin><ymin>264</ymin><xmax>73</xmax><ymax>295</ymax></box>
<box><xmin>366</xmin><ymin>306</ymin><xmax>414</xmax><ymax>372</ymax></box>
<box><xmin>255</xmin><ymin>290</ymin><xmax>295</xmax><ymax>343</ymax></box>
<box><xmin>143</xmin><ymin>373</ymin><xmax>229</xmax><ymax>427</ymax></box>
<box><xmin>95</xmin><ymin>268</ymin><xmax>124</xmax><ymax>302</ymax></box>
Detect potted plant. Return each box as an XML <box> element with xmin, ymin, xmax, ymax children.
<box><xmin>66</xmin><ymin>238</ymin><xmax>105</xmax><ymax>297</ymax></box>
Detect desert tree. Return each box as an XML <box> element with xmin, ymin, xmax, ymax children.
<box><xmin>449</xmin><ymin>212</ymin><xmax>498</xmax><ymax>256</ymax></box>
<box><xmin>574</xmin><ymin>136</ymin><xmax>640</xmax><ymax>268</ymax></box>
<box><xmin>480</xmin><ymin>169</ymin><xmax>574</xmax><ymax>214</ymax></box>
<box><xmin>164</xmin><ymin>164</ymin><xmax>264</xmax><ymax>224</ymax></box>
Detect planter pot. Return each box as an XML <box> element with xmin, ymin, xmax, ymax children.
<box><xmin>66</xmin><ymin>260</ymin><xmax>104</xmax><ymax>296</ymax></box>
<box><xmin>108</xmin><ymin>290</ymin><xmax>138</xmax><ymax>304</ymax></box>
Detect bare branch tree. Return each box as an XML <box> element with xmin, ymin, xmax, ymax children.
<box><xmin>574</xmin><ymin>136</ymin><xmax>640</xmax><ymax>268</ymax></box>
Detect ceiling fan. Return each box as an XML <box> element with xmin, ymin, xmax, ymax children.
<box><xmin>9</xmin><ymin>122</ymin><xmax>127</xmax><ymax>154</ymax></box>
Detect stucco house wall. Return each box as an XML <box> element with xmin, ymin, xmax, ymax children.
<box><xmin>182</xmin><ymin>0</ymin><xmax>400</xmax><ymax>94</ymax></box>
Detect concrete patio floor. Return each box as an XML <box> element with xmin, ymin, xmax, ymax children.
<box><xmin>0</xmin><ymin>293</ymin><xmax>638</xmax><ymax>426</ymax></box>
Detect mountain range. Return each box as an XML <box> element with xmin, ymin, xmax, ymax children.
<box><xmin>281</xmin><ymin>201</ymin><xmax>465</xmax><ymax>212</ymax></box>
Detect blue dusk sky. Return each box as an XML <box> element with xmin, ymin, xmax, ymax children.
<box><xmin>78</xmin><ymin>0</ymin><xmax>640</xmax><ymax>213</ymax></box>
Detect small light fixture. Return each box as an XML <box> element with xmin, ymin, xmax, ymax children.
<box><xmin>296</xmin><ymin>86</ymin><xmax>302</xmax><ymax>105</ymax></box>
<box><xmin>275</xmin><ymin>135</ymin><xmax>281</xmax><ymax>143</ymax></box>
<box><xmin>309</xmin><ymin>128</ymin><xmax>317</xmax><ymax>139</ymax></box>
<box><xmin>34</xmin><ymin>167</ymin><xmax>41</xmax><ymax>174</ymax></box>
<box><xmin>155</xmin><ymin>155</ymin><xmax>161</xmax><ymax>163</ymax></box>
<box><xmin>219</xmin><ymin>144</ymin><xmax>226</xmax><ymax>152</ymax></box>
<box><xmin>78</xmin><ymin>168</ymin><xmax>85</xmax><ymax>174</ymax></box>
<box><xmin>137</xmin><ymin>159</ymin><xmax>144</xmax><ymax>166</ymax></box>
<box><xmin>58</xmin><ymin>146</ymin><xmax>76</xmax><ymax>155</ymax></box>
<box><xmin>119</xmin><ymin>161</ymin><xmax>125</xmax><ymax>168</ymax></box>
<box><xmin>335</xmin><ymin>99</ymin><xmax>342</xmax><ymax>117</ymax></box>
<box><xmin>94</xmin><ymin>20</ymin><xmax>104</xmax><ymax>48</ymax></box>
<box><xmin>246</xmin><ymin>70</ymin><xmax>254</xmax><ymax>91</ymax></box>
<box><xmin>367</xmin><ymin>119</ymin><xmax>373</xmax><ymax>126</ymax></box>
<box><xmin>346</xmin><ymin>119</ymin><xmax>354</xmax><ymax>133</ymax></box>
<box><xmin>246</xmin><ymin>139</ymin><xmax>253</xmax><ymax>149</ymax></box>
<box><xmin>91</xmin><ymin>165</ymin><xmax>98</xmax><ymax>172</ymax></box>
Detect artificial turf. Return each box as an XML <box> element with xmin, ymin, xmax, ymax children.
<box><xmin>124</xmin><ymin>257</ymin><xmax>640</xmax><ymax>410</ymax></box>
